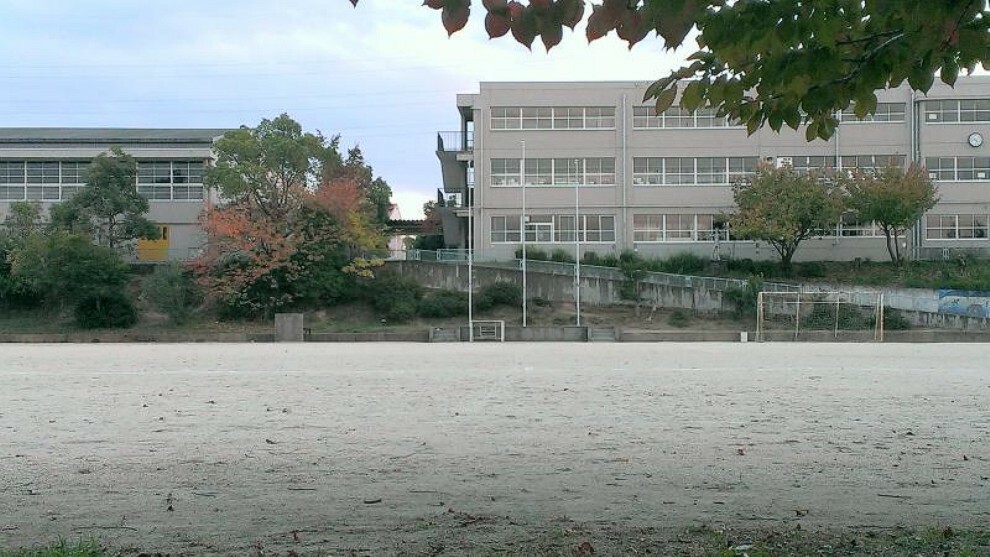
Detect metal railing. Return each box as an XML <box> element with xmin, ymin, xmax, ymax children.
<box><xmin>404</xmin><ymin>248</ymin><xmax>473</xmax><ymax>262</ymax></box>
<box><xmin>437</xmin><ymin>131</ymin><xmax>474</xmax><ymax>152</ymax></box>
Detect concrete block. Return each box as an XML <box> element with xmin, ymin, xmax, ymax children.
<box><xmin>274</xmin><ymin>313</ymin><xmax>305</xmax><ymax>342</ymax></box>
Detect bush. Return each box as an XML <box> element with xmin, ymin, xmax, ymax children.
<box><xmin>11</xmin><ymin>233</ymin><xmax>130</xmax><ymax>308</ymax></box>
<box><xmin>796</xmin><ymin>261</ymin><xmax>827</xmax><ymax>278</ymax></box>
<box><xmin>418</xmin><ymin>290</ymin><xmax>468</xmax><ymax>318</ymax></box>
<box><xmin>724</xmin><ymin>258</ymin><xmax>778</xmax><ymax>277</ymax></box>
<box><xmin>366</xmin><ymin>272</ymin><xmax>423</xmax><ymax>322</ymax></box>
<box><xmin>668</xmin><ymin>309</ymin><xmax>691</xmax><ymax>328</ymax></box>
<box><xmin>723</xmin><ymin>275</ymin><xmax>764</xmax><ymax>319</ymax></box>
<box><xmin>0</xmin><ymin>246</ymin><xmax>41</xmax><ymax>310</ymax></box>
<box><xmin>660</xmin><ymin>252</ymin><xmax>708</xmax><ymax>275</ymax></box>
<box><xmin>515</xmin><ymin>247</ymin><xmax>549</xmax><ymax>261</ymax></box>
<box><xmin>479</xmin><ymin>281</ymin><xmax>522</xmax><ymax>307</ymax></box>
<box><xmin>549</xmin><ymin>248</ymin><xmax>575</xmax><ymax>263</ymax></box>
<box><xmin>581</xmin><ymin>251</ymin><xmax>602</xmax><ymax>266</ymax></box>
<box><xmin>143</xmin><ymin>263</ymin><xmax>202</xmax><ymax>324</ymax></box>
<box><xmin>74</xmin><ymin>292</ymin><xmax>138</xmax><ymax>329</ymax></box>
<box><xmin>881</xmin><ymin>307</ymin><xmax>912</xmax><ymax>330</ymax></box>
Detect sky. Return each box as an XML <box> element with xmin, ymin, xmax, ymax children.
<box><xmin>0</xmin><ymin>0</ymin><xmax>688</xmax><ymax>218</ymax></box>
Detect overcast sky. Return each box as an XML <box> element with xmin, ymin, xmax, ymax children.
<box><xmin>0</xmin><ymin>0</ymin><xmax>687</xmax><ymax>217</ymax></box>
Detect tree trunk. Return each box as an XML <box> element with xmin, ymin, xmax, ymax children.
<box><xmin>883</xmin><ymin>229</ymin><xmax>897</xmax><ymax>265</ymax></box>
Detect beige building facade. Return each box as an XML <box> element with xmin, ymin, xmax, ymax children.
<box><xmin>438</xmin><ymin>79</ymin><xmax>990</xmax><ymax>262</ymax></box>
<box><xmin>0</xmin><ymin>128</ymin><xmax>231</xmax><ymax>261</ymax></box>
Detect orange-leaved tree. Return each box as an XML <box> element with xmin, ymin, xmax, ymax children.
<box><xmin>191</xmin><ymin>114</ymin><xmax>387</xmax><ymax>316</ymax></box>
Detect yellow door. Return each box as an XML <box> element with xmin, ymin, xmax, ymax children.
<box><xmin>138</xmin><ymin>225</ymin><xmax>170</xmax><ymax>262</ymax></box>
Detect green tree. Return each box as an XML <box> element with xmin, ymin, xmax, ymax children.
<box><xmin>143</xmin><ymin>263</ymin><xmax>203</xmax><ymax>325</ymax></box>
<box><xmin>844</xmin><ymin>163</ymin><xmax>938</xmax><ymax>265</ymax></box>
<box><xmin>3</xmin><ymin>201</ymin><xmax>44</xmax><ymax>240</ymax></box>
<box><xmin>11</xmin><ymin>233</ymin><xmax>131</xmax><ymax>310</ymax></box>
<box><xmin>195</xmin><ymin>114</ymin><xmax>388</xmax><ymax>316</ymax></box>
<box><xmin>350</xmin><ymin>0</ymin><xmax>987</xmax><ymax>139</ymax></box>
<box><xmin>730</xmin><ymin>164</ymin><xmax>844</xmax><ymax>269</ymax></box>
<box><xmin>51</xmin><ymin>148</ymin><xmax>158</xmax><ymax>250</ymax></box>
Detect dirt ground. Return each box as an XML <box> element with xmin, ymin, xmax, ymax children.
<box><xmin>1</xmin><ymin>343</ymin><xmax>988</xmax><ymax>556</ymax></box>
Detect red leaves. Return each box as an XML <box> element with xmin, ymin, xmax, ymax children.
<box><xmin>440</xmin><ymin>0</ymin><xmax>471</xmax><ymax>35</ymax></box>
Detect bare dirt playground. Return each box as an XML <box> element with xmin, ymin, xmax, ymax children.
<box><xmin>1</xmin><ymin>343</ymin><xmax>988</xmax><ymax>555</ymax></box>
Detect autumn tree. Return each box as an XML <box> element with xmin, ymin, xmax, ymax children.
<box><xmin>193</xmin><ymin>114</ymin><xmax>387</xmax><ymax>316</ymax></box>
<box><xmin>843</xmin><ymin>164</ymin><xmax>938</xmax><ymax>265</ymax></box>
<box><xmin>730</xmin><ymin>164</ymin><xmax>844</xmax><ymax>269</ymax></box>
<box><xmin>50</xmin><ymin>148</ymin><xmax>158</xmax><ymax>250</ymax></box>
<box><xmin>349</xmin><ymin>0</ymin><xmax>988</xmax><ymax>139</ymax></box>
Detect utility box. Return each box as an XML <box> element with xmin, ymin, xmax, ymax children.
<box><xmin>275</xmin><ymin>313</ymin><xmax>305</xmax><ymax>342</ymax></box>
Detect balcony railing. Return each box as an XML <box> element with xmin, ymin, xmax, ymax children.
<box><xmin>437</xmin><ymin>131</ymin><xmax>474</xmax><ymax>153</ymax></box>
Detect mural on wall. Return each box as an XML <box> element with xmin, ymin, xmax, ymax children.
<box><xmin>937</xmin><ymin>290</ymin><xmax>990</xmax><ymax>318</ymax></box>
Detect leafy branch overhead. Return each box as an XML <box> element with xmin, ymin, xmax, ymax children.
<box><xmin>348</xmin><ymin>0</ymin><xmax>989</xmax><ymax>140</ymax></box>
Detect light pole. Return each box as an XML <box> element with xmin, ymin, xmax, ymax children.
<box><xmin>574</xmin><ymin>158</ymin><xmax>581</xmax><ymax>327</ymax></box>
<box><xmin>467</xmin><ymin>159</ymin><xmax>474</xmax><ymax>342</ymax></box>
<box><xmin>521</xmin><ymin>140</ymin><xmax>528</xmax><ymax>328</ymax></box>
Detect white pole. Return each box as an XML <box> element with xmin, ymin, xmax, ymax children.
<box><xmin>521</xmin><ymin>140</ymin><xmax>528</xmax><ymax>328</ymax></box>
<box><xmin>574</xmin><ymin>158</ymin><xmax>581</xmax><ymax>327</ymax></box>
<box><xmin>467</xmin><ymin>159</ymin><xmax>474</xmax><ymax>343</ymax></box>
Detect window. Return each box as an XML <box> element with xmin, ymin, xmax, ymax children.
<box><xmin>925</xmin><ymin>157</ymin><xmax>990</xmax><ymax>181</ymax></box>
<box><xmin>490</xmin><ymin>214</ymin><xmax>615</xmax><ymax>243</ymax></box>
<box><xmin>634</xmin><ymin>214</ymin><xmax>731</xmax><ymax>242</ymax></box>
<box><xmin>25</xmin><ymin>162</ymin><xmax>60</xmax><ymax>200</ymax></box>
<box><xmin>633</xmin><ymin>214</ymin><xmax>663</xmax><ymax>242</ymax></box>
<box><xmin>839</xmin><ymin>214</ymin><xmax>880</xmax><ymax>237</ymax></box>
<box><xmin>926</xmin><ymin>99</ymin><xmax>990</xmax><ymax>123</ymax></box>
<box><xmin>491</xmin><ymin>158</ymin><xmax>521</xmax><ymax>186</ymax></box>
<box><xmin>839</xmin><ymin>102</ymin><xmax>906</xmax><ymax>123</ymax></box>
<box><xmin>492</xmin><ymin>158</ymin><xmax>614</xmax><ymax>186</ymax></box>
<box><xmin>633</xmin><ymin>157</ymin><xmax>757</xmax><ymax>186</ymax></box>
<box><xmin>491</xmin><ymin>215</ymin><xmax>521</xmax><ymax>243</ymax></box>
<box><xmin>787</xmin><ymin>156</ymin><xmax>836</xmax><ymax>173</ymax></box>
<box><xmin>137</xmin><ymin>160</ymin><xmax>205</xmax><ymax>200</ymax></box>
<box><xmin>926</xmin><ymin>214</ymin><xmax>990</xmax><ymax>240</ymax></box>
<box><xmin>0</xmin><ymin>161</ymin><xmax>26</xmax><ymax>200</ymax></box>
<box><xmin>524</xmin><ymin>159</ymin><xmax>553</xmax><ymax>185</ymax></box>
<box><xmin>840</xmin><ymin>155</ymin><xmax>906</xmax><ymax>171</ymax></box>
<box><xmin>491</xmin><ymin>106</ymin><xmax>616</xmax><ymax>130</ymax></box>
<box><xmin>632</xmin><ymin>106</ymin><xmax>737</xmax><ymax>128</ymax></box>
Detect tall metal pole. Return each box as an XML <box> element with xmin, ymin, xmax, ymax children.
<box><xmin>521</xmin><ymin>140</ymin><xmax>528</xmax><ymax>328</ymax></box>
<box><xmin>574</xmin><ymin>158</ymin><xmax>581</xmax><ymax>327</ymax></box>
<box><xmin>467</xmin><ymin>159</ymin><xmax>474</xmax><ymax>342</ymax></box>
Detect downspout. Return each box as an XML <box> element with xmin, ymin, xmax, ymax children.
<box><xmin>911</xmin><ymin>90</ymin><xmax>923</xmax><ymax>259</ymax></box>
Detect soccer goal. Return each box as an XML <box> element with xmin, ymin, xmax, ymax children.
<box><xmin>470</xmin><ymin>320</ymin><xmax>505</xmax><ymax>342</ymax></box>
<box><xmin>756</xmin><ymin>291</ymin><xmax>885</xmax><ymax>342</ymax></box>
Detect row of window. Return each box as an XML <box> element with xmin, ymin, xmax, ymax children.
<box><xmin>490</xmin><ymin>107</ymin><xmax>616</xmax><ymax>130</ymax></box>
<box><xmin>633</xmin><ymin>157</ymin><xmax>759</xmax><ymax>185</ymax></box>
<box><xmin>926</xmin><ymin>214</ymin><xmax>989</xmax><ymax>239</ymax></box>
<box><xmin>490</xmin><ymin>214</ymin><xmax>616</xmax><ymax>243</ymax></box>
<box><xmin>488</xmin><ymin>213</ymin><xmax>886</xmax><ymax>244</ymax></box>
<box><xmin>492</xmin><ymin>99</ymin><xmax>990</xmax><ymax>131</ymax></box>
<box><xmin>0</xmin><ymin>160</ymin><xmax>205</xmax><ymax>201</ymax></box>
<box><xmin>924</xmin><ymin>157</ymin><xmax>990</xmax><ymax>181</ymax></box>
<box><xmin>491</xmin><ymin>158</ymin><xmax>616</xmax><ymax>186</ymax></box>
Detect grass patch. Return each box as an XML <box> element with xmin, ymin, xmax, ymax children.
<box><xmin>1</xmin><ymin>540</ymin><xmax>107</xmax><ymax>557</ymax></box>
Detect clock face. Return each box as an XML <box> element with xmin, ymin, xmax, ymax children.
<box><xmin>969</xmin><ymin>132</ymin><xmax>984</xmax><ymax>148</ymax></box>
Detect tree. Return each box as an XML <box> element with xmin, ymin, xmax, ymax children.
<box><xmin>3</xmin><ymin>201</ymin><xmax>44</xmax><ymax>240</ymax></box>
<box><xmin>413</xmin><ymin>200</ymin><xmax>446</xmax><ymax>250</ymax></box>
<box><xmin>349</xmin><ymin>1</ymin><xmax>988</xmax><ymax>139</ymax></box>
<box><xmin>730</xmin><ymin>164</ymin><xmax>844</xmax><ymax>269</ymax></box>
<box><xmin>11</xmin><ymin>233</ymin><xmax>131</xmax><ymax>310</ymax></box>
<box><xmin>844</xmin><ymin>163</ymin><xmax>938</xmax><ymax>265</ymax></box>
<box><xmin>51</xmin><ymin>148</ymin><xmax>158</xmax><ymax>250</ymax></box>
<box><xmin>193</xmin><ymin>114</ymin><xmax>388</xmax><ymax>316</ymax></box>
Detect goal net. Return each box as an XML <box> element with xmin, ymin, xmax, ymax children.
<box><xmin>756</xmin><ymin>291</ymin><xmax>885</xmax><ymax>342</ymax></box>
<box><xmin>470</xmin><ymin>320</ymin><xmax>505</xmax><ymax>342</ymax></box>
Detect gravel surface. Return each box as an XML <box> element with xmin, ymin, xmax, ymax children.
<box><xmin>1</xmin><ymin>343</ymin><xmax>988</xmax><ymax>555</ymax></box>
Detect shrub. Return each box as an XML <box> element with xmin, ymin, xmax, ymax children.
<box><xmin>366</xmin><ymin>272</ymin><xmax>423</xmax><ymax>322</ymax></box>
<box><xmin>0</xmin><ymin>244</ymin><xmax>41</xmax><ymax>310</ymax></box>
<box><xmin>796</xmin><ymin>261</ymin><xmax>827</xmax><ymax>278</ymax></box>
<box><xmin>143</xmin><ymin>263</ymin><xmax>202</xmax><ymax>324</ymax></box>
<box><xmin>582</xmin><ymin>252</ymin><xmax>602</xmax><ymax>266</ymax></box>
<box><xmin>549</xmin><ymin>248</ymin><xmax>575</xmax><ymax>263</ymax></box>
<box><xmin>515</xmin><ymin>247</ymin><xmax>549</xmax><ymax>261</ymax></box>
<box><xmin>660</xmin><ymin>252</ymin><xmax>707</xmax><ymax>275</ymax></box>
<box><xmin>418</xmin><ymin>290</ymin><xmax>468</xmax><ymax>318</ymax></box>
<box><xmin>724</xmin><ymin>258</ymin><xmax>778</xmax><ymax>277</ymax></box>
<box><xmin>479</xmin><ymin>281</ymin><xmax>522</xmax><ymax>307</ymax></box>
<box><xmin>881</xmin><ymin>307</ymin><xmax>912</xmax><ymax>330</ymax></box>
<box><xmin>668</xmin><ymin>309</ymin><xmax>691</xmax><ymax>328</ymax></box>
<box><xmin>74</xmin><ymin>292</ymin><xmax>138</xmax><ymax>329</ymax></box>
<box><xmin>12</xmin><ymin>233</ymin><xmax>130</xmax><ymax>308</ymax></box>
<box><xmin>531</xmin><ymin>296</ymin><xmax>552</xmax><ymax>307</ymax></box>
<box><xmin>723</xmin><ymin>275</ymin><xmax>764</xmax><ymax>319</ymax></box>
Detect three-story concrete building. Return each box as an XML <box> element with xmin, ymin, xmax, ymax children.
<box><xmin>437</xmin><ymin>78</ymin><xmax>990</xmax><ymax>262</ymax></box>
